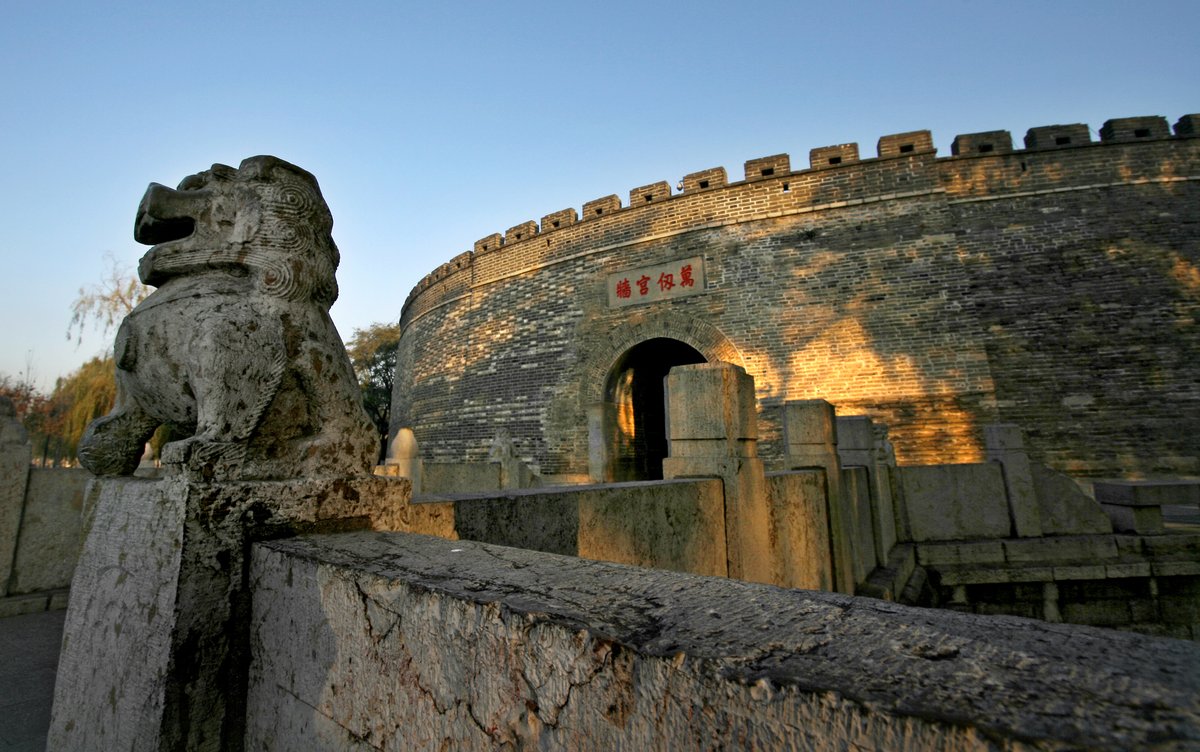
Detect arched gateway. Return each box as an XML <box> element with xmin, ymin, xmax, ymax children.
<box><xmin>603</xmin><ymin>338</ymin><xmax>706</xmax><ymax>481</ymax></box>
<box><xmin>580</xmin><ymin>313</ymin><xmax>744</xmax><ymax>483</ymax></box>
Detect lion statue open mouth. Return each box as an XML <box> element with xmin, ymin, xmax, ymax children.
<box><xmin>78</xmin><ymin>156</ymin><xmax>378</xmax><ymax>481</ymax></box>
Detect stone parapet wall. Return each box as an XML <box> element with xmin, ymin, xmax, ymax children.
<box><xmin>0</xmin><ymin>467</ymin><xmax>90</xmax><ymax>617</ymax></box>
<box><xmin>920</xmin><ymin>533</ymin><xmax>1200</xmax><ymax>640</ymax></box>
<box><xmin>418</xmin><ymin>478</ymin><xmax>729</xmax><ymax>577</ymax></box>
<box><xmin>7</xmin><ymin>468</ymin><xmax>89</xmax><ymax>595</ymax></box>
<box><xmin>393</xmin><ymin>114</ymin><xmax>1200</xmax><ymax>479</ymax></box>
<box><xmin>246</xmin><ymin>531</ymin><xmax>1200</xmax><ymax>749</ymax></box>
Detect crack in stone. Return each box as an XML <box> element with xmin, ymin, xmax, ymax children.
<box><xmin>536</xmin><ymin>635</ymin><xmax>614</xmax><ymax>730</ymax></box>
<box><xmin>474</xmin><ymin>543</ymin><xmax>531</xmax><ymax>570</ymax></box>
<box><xmin>352</xmin><ymin>578</ymin><xmax>403</xmax><ymax>642</ymax></box>
<box><xmin>463</xmin><ymin>699</ymin><xmax>499</xmax><ymax>742</ymax></box>
<box><xmin>277</xmin><ymin>682</ymin><xmax>383</xmax><ymax>750</ymax></box>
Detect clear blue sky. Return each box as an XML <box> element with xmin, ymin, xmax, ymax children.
<box><xmin>1</xmin><ymin>0</ymin><xmax>1196</xmax><ymax>390</ymax></box>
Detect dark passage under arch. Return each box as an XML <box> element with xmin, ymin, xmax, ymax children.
<box><xmin>604</xmin><ymin>337</ymin><xmax>706</xmax><ymax>481</ymax></box>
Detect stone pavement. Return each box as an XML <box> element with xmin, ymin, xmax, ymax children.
<box><xmin>0</xmin><ymin>609</ymin><xmax>64</xmax><ymax>752</ymax></box>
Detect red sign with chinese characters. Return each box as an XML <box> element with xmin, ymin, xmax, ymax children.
<box><xmin>608</xmin><ymin>256</ymin><xmax>705</xmax><ymax>308</ymax></box>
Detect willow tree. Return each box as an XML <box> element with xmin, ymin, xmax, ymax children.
<box><xmin>67</xmin><ymin>253</ymin><xmax>151</xmax><ymax>345</ymax></box>
<box><xmin>55</xmin><ymin>254</ymin><xmax>153</xmax><ymax>464</ymax></box>
<box><xmin>48</xmin><ymin>356</ymin><xmax>117</xmax><ymax>462</ymax></box>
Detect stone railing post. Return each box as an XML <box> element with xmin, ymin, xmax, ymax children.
<box><xmin>780</xmin><ymin>400</ymin><xmax>855</xmax><ymax>594</ymax></box>
<box><xmin>662</xmin><ymin>363</ymin><xmax>772</xmax><ymax>584</ymax></box>
<box><xmin>869</xmin><ymin>423</ymin><xmax>900</xmax><ymax>559</ymax></box>
<box><xmin>836</xmin><ymin>416</ymin><xmax>882</xmax><ymax>588</ymax></box>
<box><xmin>836</xmin><ymin>416</ymin><xmax>874</xmax><ymax>470</ymax></box>
<box><xmin>380</xmin><ymin>427</ymin><xmax>422</xmax><ymax>493</ymax></box>
<box><xmin>984</xmin><ymin>424</ymin><xmax>1043</xmax><ymax>538</ymax></box>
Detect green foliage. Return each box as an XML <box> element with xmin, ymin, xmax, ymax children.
<box><xmin>0</xmin><ymin>359</ymin><xmax>118</xmax><ymax>466</ymax></box>
<box><xmin>346</xmin><ymin>322</ymin><xmax>400</xmax><ymax>461</ymax></box>
<box><xmin>0</xmin><ymin>257</ymin><xmax>150</xmax><ymax>466</ymax></box>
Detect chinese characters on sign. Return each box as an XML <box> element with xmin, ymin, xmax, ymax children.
<box><xmin>608</xmin><ymin>256</ymin><xmax>705</xmax><ymax>308</ymax></box>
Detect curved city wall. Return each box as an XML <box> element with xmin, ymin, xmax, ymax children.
<box><xmin>394</xmin><ymin>114</ymin><xmax>1200</xmax><ymax>480</ymax></box>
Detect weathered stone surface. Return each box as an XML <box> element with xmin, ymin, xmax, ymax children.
<box><xmin>663</xmin><ymin>363</ymin><xmax>771</xmax><ymax>585</ymax></box>
<box><xmin>49</xmin><ymin>478</ymin><xmax>186</xmax><ymax>750</ymax></box>
<box><xmin>1105</xmin><ymin>562</ymin><xmax>1153</xmax><ymax>579</ymax></box>
<box><xmin>577</xmin><ymin>480</ymin><xmax>725</xmax><ymax>575</ymax></box>
<box><xmin>781</xmin><ymin>399</ymin><xmax>838</xmax><ymax>449</ymax></box>
<box><xmin>1096</xmin><ymin>480</ymin><xmax>1200</xmax><ymax>508</ymax></box>
<box><xmin>1139</xmin><ymin>533</ymin><xmax>1200</xmax><ymax>560</ymax></box>
<box><xmin>858</xmin><ymin>543</ymin><xmax>918</xmax><ymax>601</ymax></box>
<box><xmin>1032</xmin><ymin>464</ymin><xmax>1113</xmax><ymax>535</ymax></box>
<box><xmin>78</xmin><ymin>156</ymin><xmax>377</xmax><ymax>481</ymax></box>
<box><xmin>869</xmin><ymin>424</ymin><xmax>899</xmax><ymax>561</ymax></box>
<box><xmin>779</xmin><ymin>400</ymin><xmax>855</xmax><ymax>594</ymax></box>
<box><xmin>48</xmin><ymin>474</ymin><xmax>408</xmax><ymax>751</ymax></box>
<box><xmin>835</xmin><ymin>415</ymin><xmax>874</xmax><ymax>468</ymax></box>
<box><xmin>247</xmin><ymin>531</ymin><xmax>1200</xmax><ymax>750</ymax></box>
<box><xmin>766</xmin><ymin>470</ymin><xmax>833</xmax><ymax>590</ymax></box>
<box><xmin>937</xmin><ymin>565</ymin><xmax>1025</xmax><ymax>586</ymax></box>
<box><xmin>985</xmin><ymin>423</ymin><xmax>1043</xmax><ymax>537</ymax></box>
<box><xmin>1103</xmin><ymin>503</ymin><xmax>1165</xmax><ymax>535</ymax></box>
<box><xmin>1003</xmin><ymin>535</ymin><xmax>1119</xmax><ymax>564</ymax></box>
<box><xmin>451</xmin><ymin>479</ymin><xmax>728</xmax><ymax>577</ymax></box>
<box><xmin>421</xmin><ymin>462</ymin><xmax>505</xmax><ymax>493</ymax></box>
<box><xmin>899</xmin><ymin>464</ymin><xmax>1011</xmax><ymax>541</ymax></box>
<box><xmin>383</xmin><ymin>426</ymin><xmax>422</xmax><ymax>492</ymax></box>
<box><xmin>1052</xmin><ymin>564</ymin><xmax>1109</xmax><ymax>581</ymax></box>
<box><xmin>665</xmin><ymin>363</ymin><xmax>757</xmax><ymax>451</ymax></box>
<box><xmin>1155</xmin><ymin>561</ymin><xmax>1200</xmax><ymax>577</ymax></box>
<box><xmin>8</xmin><ymin>467</ymin><xmax>89</xmax><ymax>594</ymax></box>
<box><xmin>843</xmin><ymin>466</ymin><xmax>878</xmax><ymax>585</ymax></box>
<box><xmin>916</xmin><ymin>540</ymin><xmax>1007</xmax><ymax>567</ymax></box>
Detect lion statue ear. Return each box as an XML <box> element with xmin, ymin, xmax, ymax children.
<box><xmin>238</xmin><ymin>155</ymin><xmax>322</xmax><ymax>187</ymax></box>
<box><xmin>228</xmin><ymin>155</ymin><xmax>340</xmax><ymax>307</ymax></box>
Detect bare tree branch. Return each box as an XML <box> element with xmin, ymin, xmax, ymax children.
<box><xmin>67</xmin><ymin>252</ymin><xmax>151</xmax><ymax>346</ymax></box>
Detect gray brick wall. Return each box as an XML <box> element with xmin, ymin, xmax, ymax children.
<box><xmin>394</xmin><ymin>115</ymin><xmax>1200</xmax><ymax>479</ymax></box>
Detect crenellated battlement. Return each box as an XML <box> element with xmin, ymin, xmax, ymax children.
<box><xmin>951</xmin><ymin>131</ymin><xmax>1014</xmax><ymax>156</ymax></box>
<box><xmin>809</xmin><ymin>143</ymin><xmax>860</xmax><ymax>168</ymax></box>
<box><xmin>402</xmin><ymin>112</ymin><xmax>1199</xmax><ymax>318</ymax></box>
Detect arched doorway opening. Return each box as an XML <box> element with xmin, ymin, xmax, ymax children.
<box><xmin>604</xmin><ymin>338</ymin><xmax>706</xmax><ymax>481</ymax></box>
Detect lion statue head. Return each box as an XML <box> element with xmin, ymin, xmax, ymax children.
<box><xmin>135</xmin><ymin>155</ymin><xmax>341</xmax><ymax>306</ymax></box>
<box><xmin>79</xmin><ymin>156</ymin><xmax>378</xmax><ymax>481</ymax></box>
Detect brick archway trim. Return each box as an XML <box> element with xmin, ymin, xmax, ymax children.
<box><xmin>581</xmin><ymin>310</ymin><xmax>745</xmax><ymax>406</ymax></box>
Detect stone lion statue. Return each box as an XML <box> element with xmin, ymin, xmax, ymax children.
<box><xmin>78</xmin><ymin>156</ymin><xmax>378</xmax><ymax>480</ymax></box>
